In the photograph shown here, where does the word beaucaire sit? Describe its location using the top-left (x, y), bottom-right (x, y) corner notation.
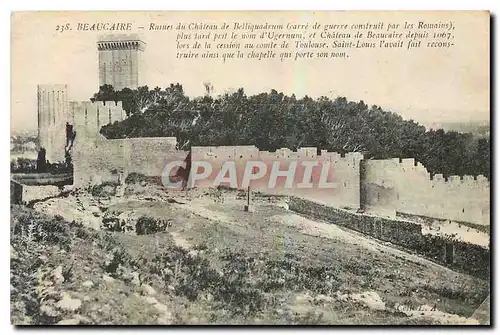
top-left (161, 160), bottom-right (339, 189)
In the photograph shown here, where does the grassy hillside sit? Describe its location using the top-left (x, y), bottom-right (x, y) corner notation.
top-left (11, 182), bottom-right (489, 325)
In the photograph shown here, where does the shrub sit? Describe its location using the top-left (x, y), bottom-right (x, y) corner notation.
top-left (125, 172), bottom-right (149, 185)
top-left (136, 216), bottom-right (170, 235)
top-left (90, 181), bottom-right (119, 197)
top-left (103, 246), bottom-right (138, 275)
top-left (148, 246), bottom-right (266, 317)
top-left (214, 254), bottom-right (265, 316)
top-left (150, 246), bottom-right (219, 300)
top-left (124, 173), bottom-right (160, 185)
top-left (11, 206), bottom-right (73, 251)
top-left (147, 246), bottom-right (345, 318)
top-left (10, 206), bottom-right (78, 325)
top-left (257, 253), bottom-right (341, 295)
top-left (62, 264), bottom-right (74, 282)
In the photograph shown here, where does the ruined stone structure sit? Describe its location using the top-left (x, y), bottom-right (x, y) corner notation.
top-left (186, 145), bottom-right (490, 226)
top-left (37, 84), bottom-right (69, 163)
top-left (36, 82), bottom-right (179, 189)
top-left (68, 130), bottom-right (490, 226)
top-left (65, 91), bottom-right (180, 186)
top-left (36, 82), bottom-right (490, 226)
top-left (34, 33), bottom-right (489, 228)
top-left (36, 84), bottom-right (128, 163)
top-left (97, 34), bottom-right (146, 90)
top-left (36, 34), bottom-right (145, 164)
top-left (72, 134), bottom-right (180, 187)
top-left (35, 85), bottom-right (179, 187)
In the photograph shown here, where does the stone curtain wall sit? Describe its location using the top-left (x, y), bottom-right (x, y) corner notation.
top-left (361, 158), bottom-right (490, 226)
top-left (188, 146), bottom-right (490, 225)
top-left (191, 146), bottom-right (364, 209)
top-left (38, 84), bottom-right (489, 227)
top-left (66, 92), bottom-right (178, 187)
top-left (72, 134), bottom-right (178, 187)
top-left (71, 135), bottom-right (489, 226)
top-left (126, 137), bottom-right (180, 177)
top-left (70, 100), bottom-right (130, 187)
top-left (73, 135), bottom-right (129, 187)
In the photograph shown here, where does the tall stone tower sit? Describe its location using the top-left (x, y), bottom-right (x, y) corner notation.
top-left (37, 84), bottom-right (69, 163)
top-left (97, 34), bottom-right (146, 91)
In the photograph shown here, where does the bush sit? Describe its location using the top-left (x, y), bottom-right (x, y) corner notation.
top-left (11, 158), bottom-right (37, 173)
top-left (147, 246), bottom-right (265, 317)
top-left (98, 235), bottom-right (139, 275)
top-left (150, 246), bottom-right (219, 300)
top-left (125, 173), bottom-right (149, 185)
top-left (10, 206), bottom-right (82, 325)
top-left (421, 283), bottom-right (484, 305)
top-left (90, 182), bottom-right (118, 197)
top-left (124, 173), bottom-right (161, 185)
top-left (136, 216), bottom-right (171, 235)
top-left (214, 253), bottom-right (265, 316)
top-left (11, 206), bottom-right (73, 251)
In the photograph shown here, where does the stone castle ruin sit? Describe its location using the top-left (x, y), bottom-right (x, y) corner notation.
top-left (37, 85), bottom-right (127, 163)
top-left (190, 145), bottom-right (489, 226)
top-left (34, 34), bottom-right (490, 227)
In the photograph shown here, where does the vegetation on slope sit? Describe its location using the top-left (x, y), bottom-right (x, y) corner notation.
top-left (11, 195), bottom-right (489, 325)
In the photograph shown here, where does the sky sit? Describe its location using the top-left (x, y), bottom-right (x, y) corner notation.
top-left (11, 11), bottom-right (490, 132)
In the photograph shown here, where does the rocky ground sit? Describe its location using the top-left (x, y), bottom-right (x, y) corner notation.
top-left (10, 178), bottom-right (490, 325)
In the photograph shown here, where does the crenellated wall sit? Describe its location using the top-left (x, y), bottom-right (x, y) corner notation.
top-left (188, 148), bottom-right (490, 225)
top-left (361, 158), bottom-right (490, 226)
top-left (69, 100), bottom-right (126, 140)
top-left (191, 146), bottom-right (364, 209)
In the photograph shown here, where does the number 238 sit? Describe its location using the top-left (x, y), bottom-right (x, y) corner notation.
top-left (55, 24), bottom-right (71, 33)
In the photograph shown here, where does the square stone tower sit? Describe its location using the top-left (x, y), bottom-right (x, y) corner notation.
top-left (97, 34), bottom-right (146, 91)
